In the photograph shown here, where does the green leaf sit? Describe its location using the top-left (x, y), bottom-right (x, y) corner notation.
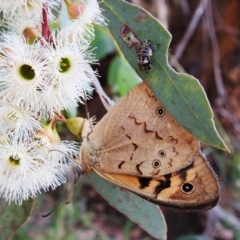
top-left (87, 171), bottom-right (167, 240)
top-left (0, 198), bottom-right (34, 240)
top-left (107, 55), bottom-right (141, 96)
top-left (100, 0), bottom-right (227, 151)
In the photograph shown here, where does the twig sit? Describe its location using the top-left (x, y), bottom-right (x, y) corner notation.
top-left (203, 207), bottom-right (219, 236)
top-left (179, 0), bottom-right (190, 16)
top-left (205, 1), bottom-right (240, 140)
top-left (212, 0), bottom-right (240, 39)
top-left (213, 205), bottom-right (240, 229)
top-left (203, 205), bottom-right (240, 237)
top-left (92, 75), bottom-right (115, 111)
top-left (174, 0), bottom-right (208, 60)
top-left (205, 0), bottom-right (226, 99)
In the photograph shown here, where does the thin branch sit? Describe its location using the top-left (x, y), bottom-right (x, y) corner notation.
top-left (205, 0), bottom-right (226, 98)
top-left (92, 75), bottom-right (115, 111)
top-left (203, 208), bottom-right (219, 236)
top-left (212, 0), bottom-right (240, 38)
top-left (206, 0), bottom-right (240, 141)
top-left (213, 205), bottom-right (240, 229)
top-left (174, 0), bottom-right (208, 60)
top-left (179, 0), bottom-right (190, 16)
top-left (203, 205), bottom-right (240, 237)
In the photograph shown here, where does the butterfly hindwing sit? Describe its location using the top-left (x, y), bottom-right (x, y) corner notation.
top-left (94, 154), bottom-right (219, 211)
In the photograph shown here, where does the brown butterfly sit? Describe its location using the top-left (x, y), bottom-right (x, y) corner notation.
top-left (79, 82), bottom-right (220, 211)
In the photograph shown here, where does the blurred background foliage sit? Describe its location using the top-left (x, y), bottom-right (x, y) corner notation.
top-left (8, 0), bottom-right (240, 239)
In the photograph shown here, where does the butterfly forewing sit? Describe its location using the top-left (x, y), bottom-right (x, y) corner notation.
top-left (81, 83), bottom-right (200, 177)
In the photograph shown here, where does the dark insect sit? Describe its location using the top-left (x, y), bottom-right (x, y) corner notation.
top-left (136, 40), bottom-right (153, 72)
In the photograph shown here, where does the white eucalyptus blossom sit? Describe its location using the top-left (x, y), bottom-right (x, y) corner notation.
top-left (0, 33), bottom-right (55, 118)
top-left (42, 33), bottom-right (96, 112)
top-left (0, 137), bottom-right (68, 205)
top-left (34, 136), bottom-right (79, 171)
top-left (44, 141), bottom-right (79, 171)
top-left (2, 17), bottom-right (41, 43)
top-left (62, 0), bottom-right (107, 43)
top-left (0, 0), bottom-right (108, 205)
top-left (34, 123), bottom-right (79, 170)
top-left (0, 101), bottom-right (42, 139)
top-left (0, 0), bottom-right (61, 23)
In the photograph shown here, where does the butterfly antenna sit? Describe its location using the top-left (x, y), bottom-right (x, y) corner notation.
top-left (42, 164), bottom-right (85, 217)
top-left (48, 149), bottom-right (80, 166)
top-left (65, 167), bottom-right (84, 204)
top-left (42, 198), bottom-right (63, 217)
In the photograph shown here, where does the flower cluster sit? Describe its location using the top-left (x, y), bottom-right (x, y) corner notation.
top-left (0, 0), bottom-right (106, 205)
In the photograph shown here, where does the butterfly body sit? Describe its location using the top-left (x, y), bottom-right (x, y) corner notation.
top-left (80, 83), bottom-right (220, 211)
